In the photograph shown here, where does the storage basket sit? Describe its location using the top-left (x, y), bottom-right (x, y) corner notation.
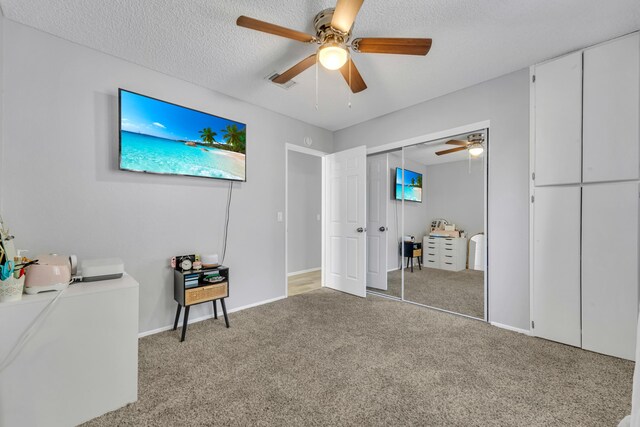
top-left (0, 276), bottom-right (25, 302)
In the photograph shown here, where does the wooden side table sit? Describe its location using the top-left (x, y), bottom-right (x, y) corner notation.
top-left (403, 241), bottom-right (422, 272)
top-left (173, 266), bottom-right (229, 342)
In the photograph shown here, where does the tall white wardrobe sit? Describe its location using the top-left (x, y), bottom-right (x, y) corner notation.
top-left (531, 32), bottom-right (640, 361)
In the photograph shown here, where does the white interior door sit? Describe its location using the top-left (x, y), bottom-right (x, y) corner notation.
top-left (325, 146), bottom-right (367, 297)
top-left (532, 186), bottom-right (582, 347)
top-left (366, 154), bottom-right (388, 290)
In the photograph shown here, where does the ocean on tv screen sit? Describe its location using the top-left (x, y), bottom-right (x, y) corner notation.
top-left (119, 90), bottom-right (246, 181)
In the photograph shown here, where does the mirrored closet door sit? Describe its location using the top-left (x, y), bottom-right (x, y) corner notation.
top-left (400, 132), bottom-right (487, 319)
top-left (366, 148), bottom-right (404, 299)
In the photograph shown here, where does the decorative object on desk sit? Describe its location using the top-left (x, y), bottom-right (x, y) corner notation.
top-left (180, 258), bottom-right (192, 271)
top-left (430, 218), bottom-right (449, 231)
top-left (25, 254), bottom-right (73, 294)
top-left (430, 219), bottom-right (462, 238)
top-left (170, 256), bottom-right (176, 269)
top-left (201, 254), bottom-right (219, 268)
top-left (176, 255), bottom-right (196, 271)
top-left (192, 261), bottom-right (202, 270)
top-left (0, 275), bottom-right (25, 302)
top-left (203, 272), bottom-right (225, 284)
top-left (79, 258), bottom-right (124, 282)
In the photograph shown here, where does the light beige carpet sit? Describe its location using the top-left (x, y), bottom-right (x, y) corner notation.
top-left (370, 267), bottom-right (484, 318)
top-left (85, 289), bottom-right (633, 426)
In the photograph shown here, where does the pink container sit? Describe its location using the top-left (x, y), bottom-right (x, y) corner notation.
top-left (25, 254), bottom-right (71, 290)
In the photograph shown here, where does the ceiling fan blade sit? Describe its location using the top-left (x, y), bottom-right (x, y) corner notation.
top-left (272, 54), bottom-right (317, 84)
top-left (446, 140), bottom-right (468, 146)
top-left (236, 16), bottom-right (316, 43)
top-left (339, 57), bottom-right (367, 93)
top-left (353, 38), bottom-right (432, 55)
top-left (331, 0), bottom-right (364, 34)
top-left (435, 146), bottom-right (467, 156)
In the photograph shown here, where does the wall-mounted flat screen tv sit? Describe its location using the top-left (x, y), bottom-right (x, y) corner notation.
top-left (395, 167), bottom-right (422, 202)
top-left (119, 89), bottom-right (246, 181)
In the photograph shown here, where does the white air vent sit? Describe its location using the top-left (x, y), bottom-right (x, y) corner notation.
top-left (265, 72), bottom-right (297, 90)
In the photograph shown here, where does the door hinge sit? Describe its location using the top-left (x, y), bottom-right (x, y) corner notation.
top-left (532, 172), bottom-right (535, 181)
top-left (531, 195), bottom-right (535, 203)
top-left (532, 75), bottom-right (536, 83)
top-left (531, 320), bottom-right (535, 329)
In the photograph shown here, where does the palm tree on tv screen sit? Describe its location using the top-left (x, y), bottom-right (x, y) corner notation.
top-left (222, 124), bottom-right (246, 152)
top-left (199, 127), bottom-right (217, 145)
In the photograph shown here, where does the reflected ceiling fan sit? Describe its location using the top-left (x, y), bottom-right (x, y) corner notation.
top-left (435, 133), bottom-right (485, 157)
top-left (236, 0), bottom-right (432, 93)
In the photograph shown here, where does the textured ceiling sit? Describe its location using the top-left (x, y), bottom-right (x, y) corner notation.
top-left (1, 1), bottom-right (639, 131)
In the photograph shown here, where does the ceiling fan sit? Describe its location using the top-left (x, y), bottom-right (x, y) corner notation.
top-left (236, 0), bottom-right (432, 93)
top-left (435, 133), bottom-right (485, 157)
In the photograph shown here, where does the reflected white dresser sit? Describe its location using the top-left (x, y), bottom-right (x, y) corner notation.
top-left (422, 236), bottom-right (467, 272)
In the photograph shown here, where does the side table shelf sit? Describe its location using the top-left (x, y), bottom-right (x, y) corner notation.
top-left (173, 266), bottom-right (230, 342)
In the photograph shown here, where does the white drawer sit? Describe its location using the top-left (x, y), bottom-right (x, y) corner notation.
top-left (441, 253), bottom-right (457, 262)
top-left (441, 261), bottom-right (465, 272)
top-left (442, 239), bottom-right (463, 248)
top-left (425, 237), bottom-right (442, 246)
top-left (441, 247), bottom-right (458, 255)
top-left (425, 253), bottom-right (439, 262)
top-left (424, 245), bottom-right (439, 254)
top-left (425, 258), bottom-right (441, 268)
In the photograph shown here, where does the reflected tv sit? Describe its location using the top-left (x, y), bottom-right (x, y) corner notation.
top-left (119, 89), bottom-right (246, 181)
top-left (395, 168), bottom-right (422, 202)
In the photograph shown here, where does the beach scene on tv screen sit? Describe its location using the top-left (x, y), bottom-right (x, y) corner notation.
top-left (120, 90), bottom-right (246, 181)
top-left (396, 168), bottom-right (422, 202)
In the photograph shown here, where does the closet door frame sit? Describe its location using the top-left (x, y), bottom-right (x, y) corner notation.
top-left (367, 120), bottom-right (491, 322)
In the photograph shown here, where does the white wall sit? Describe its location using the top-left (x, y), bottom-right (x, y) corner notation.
top-left (287, 150), bottom-right (321, 274)
top-left (423, 159), bottom-right (484, 237)
top-left (335, 70), bottom-right (530, 330)
top-left (0, 20), bottom-right (333, 333)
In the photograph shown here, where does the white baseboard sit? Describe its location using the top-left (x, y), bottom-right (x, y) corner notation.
top-left (138, 295), bottom-right (287, 338)
top-left (287, 267), bottom-right (321, 277)
top-left (490, 321), bottom-right (532, 336)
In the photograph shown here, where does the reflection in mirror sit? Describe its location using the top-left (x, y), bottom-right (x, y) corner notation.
top-left (400, 131), bottom-right (487, 319)
top-left (366, 149), bottom-right (403, 299)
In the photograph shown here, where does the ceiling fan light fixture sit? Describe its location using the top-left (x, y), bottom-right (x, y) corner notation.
top-left (468, 143), bottom-right (484, 157)
top-left (318, 42), bottom-right (348, 70)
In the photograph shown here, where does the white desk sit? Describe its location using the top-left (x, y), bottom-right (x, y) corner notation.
top-left (0, 274), bottom-right (139, 427)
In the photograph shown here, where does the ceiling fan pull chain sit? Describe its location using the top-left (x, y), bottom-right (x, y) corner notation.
top-left (315, 54), bottom-right (319, 111)
top-left (348, 52), bottom-right (352, 109)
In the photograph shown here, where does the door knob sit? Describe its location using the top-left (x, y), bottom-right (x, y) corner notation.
top-left (357, 227), bottom-right (366, 233)
top-left (379, 226), bottom-right (387, 232)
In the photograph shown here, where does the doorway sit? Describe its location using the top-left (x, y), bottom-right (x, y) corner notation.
top-left (285, 145), bottom-right (325, 297)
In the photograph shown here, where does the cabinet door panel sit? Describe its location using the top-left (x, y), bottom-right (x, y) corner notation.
top-left (534, 52), bottom-right (583, 186)
top-left (582, 182), bottom-right (639, 360)
top-left (532, 186), bottom-right (581, 347)
top-left (583, 34), bottom-right (640, 183)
